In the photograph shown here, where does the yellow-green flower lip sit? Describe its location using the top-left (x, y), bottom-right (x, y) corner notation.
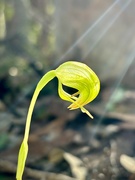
top-left (55, 61), bottom-right (100, 118)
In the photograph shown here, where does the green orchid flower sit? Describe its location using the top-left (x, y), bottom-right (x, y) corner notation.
top-left (16, 61), bottom-right (100, 180)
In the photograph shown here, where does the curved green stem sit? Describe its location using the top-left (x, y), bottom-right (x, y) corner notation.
top-left (16, 70), bottom-right (55, 180)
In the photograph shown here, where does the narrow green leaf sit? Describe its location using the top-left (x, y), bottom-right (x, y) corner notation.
top-left (16, 141), bottom-right (28, 180)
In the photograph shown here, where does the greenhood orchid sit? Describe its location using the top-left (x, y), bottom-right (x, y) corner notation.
top-left (16, 61), bottom-right (100, 180)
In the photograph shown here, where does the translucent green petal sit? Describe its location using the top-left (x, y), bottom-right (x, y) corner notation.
top-left (55, 61), bottom-right (100, 109)
top-left (58, 80), bottom-right (74, 103)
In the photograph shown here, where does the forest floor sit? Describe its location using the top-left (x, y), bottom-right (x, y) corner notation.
top-left (0, 87), bottom-right (135, 180)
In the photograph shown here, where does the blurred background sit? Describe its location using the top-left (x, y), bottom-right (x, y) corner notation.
top-left (0, 0), bottom-right (135, 179)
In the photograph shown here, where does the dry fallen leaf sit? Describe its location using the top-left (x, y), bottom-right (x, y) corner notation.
top-left (120, 154), bottom-right (135, 173)
top-left (64, 152), bottom-right (87, 180)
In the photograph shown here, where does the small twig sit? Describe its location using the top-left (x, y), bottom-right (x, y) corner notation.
top-left (89, 105), bottom-right (135, 123)
top-left (0, 159), bottom-right (77, 180)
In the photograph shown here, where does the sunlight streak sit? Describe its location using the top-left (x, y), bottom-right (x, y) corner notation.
top-left (54, 0), bottom-right (121, 67)
top-left (83, 0), bottom-right (132, 59)
top-left (91, 50), bottom-right (135, 138)
top-left (101, 27), bottom-right (135, 79)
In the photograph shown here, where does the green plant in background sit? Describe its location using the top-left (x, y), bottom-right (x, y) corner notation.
top-left (16, 61), bottom-right (100, 180)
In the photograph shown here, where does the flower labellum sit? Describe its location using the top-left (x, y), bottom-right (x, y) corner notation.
top-left (55, 61), bottom-right (100, 118)
top-left (16, 61), bottom-right (100, 180)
